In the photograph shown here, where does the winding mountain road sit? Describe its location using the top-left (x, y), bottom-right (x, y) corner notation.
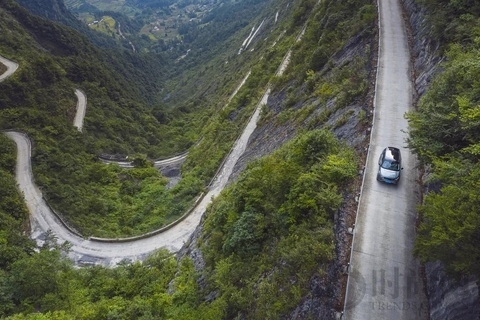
top-left (0, 50), bottom-right (286, 267)
top-left (0, 54), bottom-right (18, 81)
top-left (4, 110), bottom-right (265, 267)
top-left (6, 129), bottom-right (262, 266)
top-left (343, 0), bottom-right (428, 319)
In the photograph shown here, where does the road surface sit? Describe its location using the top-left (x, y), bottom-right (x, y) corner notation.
top-left (73, 89), bottom-right (86, 132)
top-left (0, 54), bottom-right (18, 82)
top-left (343, 0), bottom-right (428, 319)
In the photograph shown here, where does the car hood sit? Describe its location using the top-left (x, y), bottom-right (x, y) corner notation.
top-left (380, 167), bottom-right (400, 179)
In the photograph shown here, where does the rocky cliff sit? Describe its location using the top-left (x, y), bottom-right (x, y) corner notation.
top-left (402, 0), bottom-right (480, 318)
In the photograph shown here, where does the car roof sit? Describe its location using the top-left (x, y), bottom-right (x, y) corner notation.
top-left (385, 147), bottom-right (401, 161)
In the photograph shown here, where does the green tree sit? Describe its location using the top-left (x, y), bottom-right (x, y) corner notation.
top-left (415, 157), bottom-right (480, 277)
top-left (8, 248), bottom-right (71, 312)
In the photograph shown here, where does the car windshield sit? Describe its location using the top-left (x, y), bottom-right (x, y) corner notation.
top-left (381, 160), bottom-right (400, 171)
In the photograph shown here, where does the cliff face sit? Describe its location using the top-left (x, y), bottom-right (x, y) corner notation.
top-left (425, 261), bottom-right (480, 320)
top-left (402, 0), bottom-right (480, 318)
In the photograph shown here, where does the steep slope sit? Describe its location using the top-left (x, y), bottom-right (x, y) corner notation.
top-left (15, 0), bottom-right (121, 48)
top-left (0, 1), bottom-right (171, 152)
top-left (10, 0), bottom-right (168, 105)
top-left (177, 0), bottom-right (381, 318)
top-left (160, 0), bottom-right (276, 107)
top-left (0, 0), bottom-right (186, 236)
top-left (0, 0), bottom-right (385, 318)
top-left (3, 0), bottom-right (480, 318)
top-left (0, 0), bottom-right (314, 237)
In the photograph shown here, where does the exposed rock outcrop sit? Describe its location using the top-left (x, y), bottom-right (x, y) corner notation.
top-left (426, 261), bottom-right (480, 320)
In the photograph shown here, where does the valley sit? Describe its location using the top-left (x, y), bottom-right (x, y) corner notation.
top-left (65, 0), bottom-right (221, 45)
top-left (1, 0), bottom-right (479, 318)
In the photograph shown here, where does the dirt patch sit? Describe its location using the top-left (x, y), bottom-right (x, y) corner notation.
top-left (0, 63), bottom-right (7, 75)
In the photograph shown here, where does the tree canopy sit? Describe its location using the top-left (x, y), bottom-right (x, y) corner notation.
top-left (407, 0), bottom-right (480, 278)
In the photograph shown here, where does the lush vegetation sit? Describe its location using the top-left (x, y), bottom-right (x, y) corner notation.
top-left (197, 129), bottom-right (357, 318)
top-left (0, 130), bottom-right (357, 319)
top-left (265, 0), bottom-right (375, 131)
top-left (1, 0), bottom-right (317, 237)
top-left (159, 0), bottom-right (285, 108)
top-left (0, 0), bottom-right (378, 317)
top-left (0, 135), bottom-right (35, 272)
top-left (0, 0), bottom-right (205, 236)
top-left (8, 0), bottom-right (168, 104)
top-left (16, 0), bottom-right (124, 49)
top-left (417, 0), bottom-right (480, 50)
top-left (0, 135), bottom-right (183, 318)
top-left (407, 0), bottom-right (480, 278)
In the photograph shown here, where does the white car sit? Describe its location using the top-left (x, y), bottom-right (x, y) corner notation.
top-left (376, 147), bottom-right (403, 185)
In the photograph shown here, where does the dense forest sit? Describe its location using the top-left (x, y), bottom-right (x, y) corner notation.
top-left (6, 0), bottom-right (480, 317)
top-left (15, 0), bottom-right (126, 49)
top-left (8, 0), bottom-right (169, 103)
top-left (0, 130), bottom-right (356, 319)
top-left (0, 0), bottom-right (199, 237)
top-left (0, 0), bottom-right (284, 237)
top-left (0, 0), bottom-right (381, 317)
top-left (407, 0), bottom-right (480, 278)
top-left (197, 130), bottom-right (357, 318)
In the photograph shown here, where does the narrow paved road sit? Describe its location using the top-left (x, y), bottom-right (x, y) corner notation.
top-left (344, 0), bottom-right (428, 319)
top-left (73, 89), bottom-right (86, 132)
top-left (0, 54), bottom-right (18, 82)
